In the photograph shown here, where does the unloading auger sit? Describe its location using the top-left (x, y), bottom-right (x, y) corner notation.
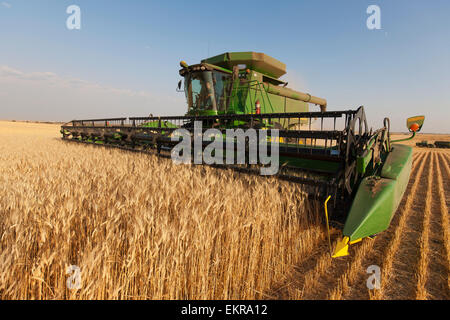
top-left (60, 52), bottom-right (425, 258)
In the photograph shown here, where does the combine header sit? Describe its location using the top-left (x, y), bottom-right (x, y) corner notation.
top-left (61, 52), bottom-right (425, 258)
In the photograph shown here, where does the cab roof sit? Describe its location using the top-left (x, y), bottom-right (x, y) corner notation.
top-left (201, 52), bottom-right (287, 79)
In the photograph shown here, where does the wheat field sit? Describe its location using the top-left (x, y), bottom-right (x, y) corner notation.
top-left (0, 121), bottom-right (448, 300)
top-left (0, 121), bottom-right (325, 299)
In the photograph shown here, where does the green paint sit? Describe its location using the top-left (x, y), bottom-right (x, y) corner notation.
top-left (202, 52), bottom-right (286, 78)
top-left (62, 52), bottom-right (419, 246)
top-left (343, 144), bottom-right (413, 240)
top-left (391, 131), bottom-right (415, 143)
top-left (357, 149), bottom-right (372, 175)
top-left (182, 52), bottom-right (317, 120)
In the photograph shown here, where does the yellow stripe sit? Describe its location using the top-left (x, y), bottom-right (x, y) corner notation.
top-left (324, 196), bottom-right (332, 257)
top-left (408, 116), bottom-right (424, 122)
top-left (349, 238), bottom-right (362, 245)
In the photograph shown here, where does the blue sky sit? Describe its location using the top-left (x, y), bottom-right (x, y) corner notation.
top-left (0, 0), bottom-right (449, 132)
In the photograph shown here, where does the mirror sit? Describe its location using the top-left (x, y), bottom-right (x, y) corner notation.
top-left (407, 115), bottom-right (425, 132)
top-left (176, 80), bottom-right (183, 92)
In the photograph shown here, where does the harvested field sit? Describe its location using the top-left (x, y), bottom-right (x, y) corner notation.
top-left (269, 146), bottom-right (450, 300)
top-left (0, 121), bottom-right (448, 300)
top-left (391, 133), bottom-right (450, 147)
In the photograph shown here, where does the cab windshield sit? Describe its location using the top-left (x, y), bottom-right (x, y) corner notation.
top-left (184, 70), bottom-right (231, 112)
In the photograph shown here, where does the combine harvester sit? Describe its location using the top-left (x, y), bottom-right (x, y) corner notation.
top-left (434, 141), bottom-right (450, 148)
top-left (416, 140), bottom-right (449, 148)
top-left (61, 52), bottom-right (425, 257)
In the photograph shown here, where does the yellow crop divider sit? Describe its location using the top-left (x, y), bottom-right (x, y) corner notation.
top-left (324, 195), bottom-right (332, 257)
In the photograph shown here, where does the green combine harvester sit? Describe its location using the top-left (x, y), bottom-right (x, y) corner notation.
top-left (416, 141), bottom-right (433, 148)
top-left (61, 52), bottom-right (425, 258)
top-left (434, 141), bottom-right (450, 148)
top-left (417, 140), bottom-right (450, 148)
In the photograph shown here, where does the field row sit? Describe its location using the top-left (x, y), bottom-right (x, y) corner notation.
top-left (266, 149), bottom-right (449, 300)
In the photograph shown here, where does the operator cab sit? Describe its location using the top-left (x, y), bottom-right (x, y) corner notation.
top-left (177, 52), bottom-right (327, 117)
top-left (179, 63), bottom-right (232, 115)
